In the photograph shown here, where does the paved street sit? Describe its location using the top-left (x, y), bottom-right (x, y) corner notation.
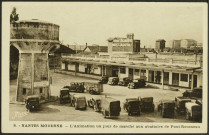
top-left (10, 71), bottom-right (197, 123)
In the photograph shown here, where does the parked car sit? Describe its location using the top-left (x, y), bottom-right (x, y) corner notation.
top-left (185, 102), bottom-right (202, 121)
top-left (192, 88), bottom-right (202, 98)
top-left (123, 98), bottom-right (141, 116)
top-left (59, 88), bottom-right (71, 104)
top-left (139, 97), bottom-right (154, 112)
top-left (128, 79), bottom-right (146, 89)
top-left (108, 77), bottom-right (119, 85)
top-left (87, 96), bottom-right (102, 112)
top-left (70, 95), bottom-right (87, 110)
top-left (99, 76), bottom-right (109, 84)
top-left (174, 97), bottom-right (192, 114)
top-left (84, 82), bottom-right (103, 95)
top-left (118, 77), bottom-right (132, 86)
top-left (64, 82), bottom-right (85, 93)
top-left (183, 88), bottom-right (202, 98)
top-left (101, 97), bottom-right (121, 118)
top-left (158, 100), bottom-right (175, 118)
top-left (25, 95), bottom-right (40, 112)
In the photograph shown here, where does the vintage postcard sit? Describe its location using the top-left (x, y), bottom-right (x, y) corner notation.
top-left (1, 2), bottom-right (208, 133)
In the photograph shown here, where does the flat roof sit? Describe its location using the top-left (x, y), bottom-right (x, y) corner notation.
top-left (62, 58), bottom-right (202, 73)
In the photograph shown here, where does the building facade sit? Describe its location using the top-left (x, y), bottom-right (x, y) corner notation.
top-left (60, 56), bottom-right (202, 89)
top-left (155, 39), bottom-right (166, 52)
top-left (180, 39), bottom-right (197, 48)
top-left (169, 40), bottom-right (181, 49)
top-left (107, 33), bottom-right (140, 54)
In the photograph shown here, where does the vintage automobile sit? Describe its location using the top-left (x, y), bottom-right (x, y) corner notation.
top-left (158, 100), bottom-right (175, 118)
top-left (64, 82), bottom-right (85, 93)
top-left (183, 88), bottom-right (202, 98)
top-left (101, 97), bottom-right (121, 118)
top-left (118, 77), bottom-right (132, 86)
top-left (128, 79), bottom-right (146, 89)
top-left (108, 77), bottom-right (119, 85)
top-left (87, 96), bottom-right (102, 112)
top-left (84, 82), bottom-right (103, 95)
top-left (139, 97), bottom-right (155, 112)
top-left (99, 76), bottom-right (109, 84)
top-left (185, 102), bottom-right (202, 121)
top-left (123, 98), bottom-right (141, 116)
top-left (70, 95), bottom-right (87, 110)
top-left (25, 95), bottom-right (40, 112)
top-left (174, 97), bottom-right (192, 114)
top-left (59, 88), bottom-right (71, 104)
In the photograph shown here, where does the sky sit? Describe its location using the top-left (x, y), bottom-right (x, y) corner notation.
top-left (10, 2), bottom-right (205, 48)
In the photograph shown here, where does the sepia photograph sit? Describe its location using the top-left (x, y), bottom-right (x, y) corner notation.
top-left (2, 1), bottom-right (208, 133)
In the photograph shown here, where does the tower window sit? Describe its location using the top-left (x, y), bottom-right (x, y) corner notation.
top-left (40, 88), bottom-right (43, 93)
top-left (23, 88), bottom-right (26, 95)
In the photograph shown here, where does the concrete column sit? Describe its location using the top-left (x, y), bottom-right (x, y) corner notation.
top-left (191, 73), bottom-right (194, 90)
top-left (31, 53), bottom-right (34, 95)
top-left (101, 65), bottom-right (103, 76)
top-left (47, 53), bottom-right (51, 98)
top-left (161, 70), bottom-right (164, 89)
top-left (169, 71), bottom-right (173, 85)
top-left (16, 53), bottom-right (21, 101)
top-left (146, 69), bottom-right (149, 82)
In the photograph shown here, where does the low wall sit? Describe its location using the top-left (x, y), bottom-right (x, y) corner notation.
top-left (55, 69), bottom-right (101, 80)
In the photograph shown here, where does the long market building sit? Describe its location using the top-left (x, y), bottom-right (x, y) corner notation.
top-left (58, 54), bottom-right (202, 89)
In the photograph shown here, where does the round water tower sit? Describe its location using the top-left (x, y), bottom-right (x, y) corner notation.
top-left (10, 19), bottom-right (60, 102)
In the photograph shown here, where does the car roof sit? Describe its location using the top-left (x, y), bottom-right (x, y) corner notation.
top-left (160, 100), bottom-right (175, 103)
top-left (126, 98), bottom-right (138, 100)
top-left (60, 88), bottom-right (69, 91)
top-left (73, 95), bottom-right (85, 98)
top-left (26, 95), bottom-right (40, 99)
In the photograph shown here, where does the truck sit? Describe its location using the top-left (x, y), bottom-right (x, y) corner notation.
top-left (139, 97), bottom-right (155, 112)
top-left (185, 102), bottom-right (202, 121)
top-left (63, 82), bottom-right (85, 93)
top-left (101, 97), bottom-right (121, 118)
top-left (174, 97), bottom-right (192, 115)
top-left (183, 88), bottom-right (202, 98)
top-left (59, 88), bottom-right (71, 104)
top-left (87, 96), bottom-right (102, 112)
top-left (123, 98), bottom-right (141, 116)
top-left (84, 82), bottom-right (103, 95)
top-left (70, 94), bottom-right (87, 110)
top-left (158, 100), bottom-right (175, 118)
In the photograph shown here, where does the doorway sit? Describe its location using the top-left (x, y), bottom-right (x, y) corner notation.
top-left (128, 68), bottom-right (133, 80)
top-left (172, 73), bottom-right (179, 86)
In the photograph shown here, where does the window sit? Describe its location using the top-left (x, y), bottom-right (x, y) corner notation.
top-left (120, 67), bottom-right (126, 74)
top-left (41, 75), bottom-right (47, 80)
top-left (134, 69), bottom-right (140, 76)
top-left (181, 74), bottom-right (188, 82)
top-left (40, 88), bottom-right (43, 93)
top-left (23, 88), bottom-right (26, 95)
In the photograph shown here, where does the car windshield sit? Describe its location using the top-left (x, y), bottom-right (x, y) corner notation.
top-left (61, 90), bottom-right (69, 94)
top-left (28, 98), bottom-right (39, 102)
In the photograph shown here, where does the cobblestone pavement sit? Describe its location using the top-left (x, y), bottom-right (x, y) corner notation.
top-left (9, 71), bottom-right (197, 123)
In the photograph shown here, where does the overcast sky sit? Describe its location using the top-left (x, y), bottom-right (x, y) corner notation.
top-left (11, 2), bottom-right (205, 48)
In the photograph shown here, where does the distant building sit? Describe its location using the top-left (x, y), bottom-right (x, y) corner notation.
top-left (169, 40), bottom-right (181, 49)
top-left (68, 44), bottom-right (87, 53)
top-left (155, 39), bottom-right (166, 52)
top-left (180, 39), bottom-right (197, 48)
top-left (84, 45), bottom-right (108, 54)
top-left (107, 33), bottom-right (140, 54)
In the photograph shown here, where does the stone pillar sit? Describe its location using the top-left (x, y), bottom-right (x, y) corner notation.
top-left (146, 69), bottom-right (149, 82)
top-left (161, 70), bottom-right (164, 89)
top-left (169, 71), bottom-right (173, 85)
top-left (191, 73), bottom-right (194, 90)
